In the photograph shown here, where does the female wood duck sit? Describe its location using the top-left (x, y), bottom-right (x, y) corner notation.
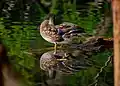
top-left (39, 14), bottom-right (85, 54)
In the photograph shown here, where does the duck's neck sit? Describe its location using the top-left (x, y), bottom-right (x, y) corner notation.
top-left (48, 17), bottom-right (54, 25)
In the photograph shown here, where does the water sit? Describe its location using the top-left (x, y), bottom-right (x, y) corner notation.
top-left (0, 0), bottom-right (113, 86)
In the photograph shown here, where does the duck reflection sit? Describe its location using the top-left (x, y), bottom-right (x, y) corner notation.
top-left (40, 50), bottom-right (92, 79)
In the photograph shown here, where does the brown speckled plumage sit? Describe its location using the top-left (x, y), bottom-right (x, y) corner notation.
top-left (40, 20), bottom-right (63, 43)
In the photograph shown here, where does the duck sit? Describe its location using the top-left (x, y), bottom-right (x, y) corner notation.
top-left (39, 14), bottom-right (85, 54)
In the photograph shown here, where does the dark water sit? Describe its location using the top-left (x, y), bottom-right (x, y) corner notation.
top-left (0, 0), bottom-right (113, 86)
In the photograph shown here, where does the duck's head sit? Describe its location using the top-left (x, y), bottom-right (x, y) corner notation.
top-left (40, 13), bottom-right (55, 29)
top-left (45, 13), bottom-right (55, 25)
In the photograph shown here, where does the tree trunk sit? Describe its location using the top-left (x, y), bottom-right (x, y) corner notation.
top-left (112, 0), bottom-right (120, 86)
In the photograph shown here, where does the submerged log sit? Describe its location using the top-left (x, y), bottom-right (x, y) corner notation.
top-left (70, 37), bottom-right (113, 52)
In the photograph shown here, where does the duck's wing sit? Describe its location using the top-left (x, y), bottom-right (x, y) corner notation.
top-left (59, 22), bottom-right (85, 33)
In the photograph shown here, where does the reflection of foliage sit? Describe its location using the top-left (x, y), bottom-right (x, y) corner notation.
top-left (0, 0), bottom-right (113, 86)
top-left (65, 51), bottom-right (113, 86)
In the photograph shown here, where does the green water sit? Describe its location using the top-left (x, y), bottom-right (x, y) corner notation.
top-left (0, 0), bottom-right (113, 86)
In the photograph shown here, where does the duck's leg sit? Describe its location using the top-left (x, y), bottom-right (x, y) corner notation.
top-left (54, 42), bottom-right (57, 54)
